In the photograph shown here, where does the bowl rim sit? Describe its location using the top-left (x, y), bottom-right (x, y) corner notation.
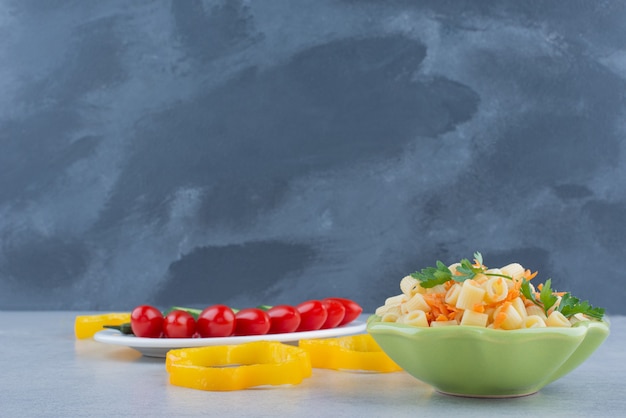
top-left (366, 314), bottom-right (610, 337)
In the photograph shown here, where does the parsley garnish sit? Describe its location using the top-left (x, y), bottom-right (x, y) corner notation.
top-left (410, 260), bottom-right (453, 288)
top-left (557, 293), bottom-right (605, 320)
top-left (411, 252), bottom-right (508, 288)
top-left (522, 278), bottom-right (604, 320)
top-left (520, 280), bottom-right (536, 304)
top-left (454, 252), bottom-right (485, 281)
top-left (539, 278), bottom-right (559, 314)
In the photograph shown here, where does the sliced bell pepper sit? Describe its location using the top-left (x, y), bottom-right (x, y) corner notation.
top-left (166, 341), bottom-right (312, 391)
top-left (299, 334), bottom-right (403, 372)
top-left (74, 312), bottom-right (131, 339)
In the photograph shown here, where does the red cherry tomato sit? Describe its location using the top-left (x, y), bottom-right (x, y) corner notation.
top-left (130, 305), bottom-right (164, 338)
top-left (324, 297), bottom-right (363, 326)
top-left (320, 298), bottom-right (346, 329)
top-left (196, 304), bottom-right (236, 338)
top-left (163, 309), bottom-right (196, 338)
top-left (295, 300), bottom-right (328, 331)
top-left (234, 308), bottom-right (271, 336)
top-left (266, 305), bottom-right (301, 334)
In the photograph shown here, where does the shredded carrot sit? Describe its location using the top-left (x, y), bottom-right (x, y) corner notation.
top-left (430, 307), bottom-right (441, 319)
top-left (472, 303), bottom-right (485, 313)
top-left (424, 293), bottom-right (458, 320)
top-left (503, 279), bottom-right (522, 302)
top-left (523, 269), bottom-right (538, 280)
top-left (493, 301), bottom-right (511, 329)
top-left (423, 292), bottom-right (460, 321)
top-left (435, 314), bottom-right (448, 322)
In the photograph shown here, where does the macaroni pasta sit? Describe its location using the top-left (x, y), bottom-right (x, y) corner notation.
top-left (375, 257), bottom-right (600, 330)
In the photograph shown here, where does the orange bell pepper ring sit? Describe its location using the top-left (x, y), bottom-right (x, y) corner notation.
top-left (166, 341), bottom-right (312, 391)
top-left (299, 334), bottom-right (402, 372)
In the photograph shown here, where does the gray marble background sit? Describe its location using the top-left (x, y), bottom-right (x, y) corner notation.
top-left (1, 0), bottom-right (625, 314)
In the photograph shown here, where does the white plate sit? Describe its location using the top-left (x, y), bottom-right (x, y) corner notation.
top-left (94, 320), bottom-right (367, 358)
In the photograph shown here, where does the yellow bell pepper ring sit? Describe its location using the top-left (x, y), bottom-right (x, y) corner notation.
top-left (166, 341), bottom-right (312, 391)
top-left (299, 334), bottom-right (403, 373)
top-left (74, 313), bottom-right (131, 339)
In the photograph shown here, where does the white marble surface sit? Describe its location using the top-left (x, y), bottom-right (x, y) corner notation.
top-left (1, 312), bottom-right (623, 417)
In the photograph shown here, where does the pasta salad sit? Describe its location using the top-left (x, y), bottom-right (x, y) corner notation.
top-left (375, 252), bottom-right (605, 330)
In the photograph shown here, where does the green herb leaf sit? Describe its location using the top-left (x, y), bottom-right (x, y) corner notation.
top-left (521, 279), bottom-right (605, 320)
top-left (410, 260), bottom-right (452, 288)
top-left (411, 253), bottom-right (486, 288)
top-left (539, 279), bottom-right (559, 315)
top-left (455, 252), bottom-right (487, 281)
top-left (454, 257), bottom-right (480, 281)
top-left (557, 293), bottom-right (605, 320)
top-left (520, 279), bottom-right (537, 305)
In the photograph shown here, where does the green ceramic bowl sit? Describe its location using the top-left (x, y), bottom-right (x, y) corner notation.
top-left (367, 315), bottom-right (610, 398)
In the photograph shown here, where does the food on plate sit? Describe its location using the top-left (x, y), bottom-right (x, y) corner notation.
top-left (320, 299), bottom-right (346, 329)
top-left (295, 300), bottom-right (329, 331)
top-left (83, 297), bottom-right (363, 339)
top-left (163, 309), bottom-right (196, 338)
top-left (325, 297), bottom-right (363, 326)
top-left (74, 312), bottom-right (131, 339)
top-left (196, 304), bottom-right (236, 337)
top-left (266, 305), bottom-right (301, 334)
top-left (234, 308), bottom-right (271, 336)
top-left (374, 252), bottom-right (605, 329)
top-left (166, 341), bottom-right (312, 391)
top-left (299, 334), bottom-right (402, 372)
top-left (130, 305), bottom-right (164, 337)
